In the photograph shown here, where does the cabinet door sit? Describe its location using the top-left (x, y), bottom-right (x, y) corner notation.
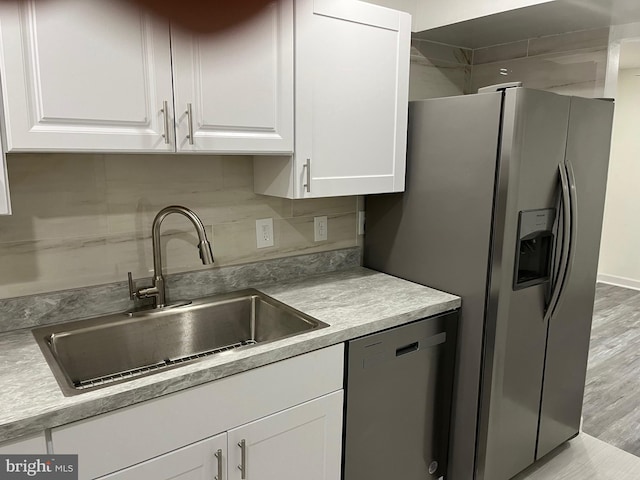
top-left (171, 0), bottom-right (293, 154)
top-left (227, 391), bottom-right (343, 480)
top-left (295, 0), bottom-right (410, 197)
top-left (0, 434), bottom-right (47, 454)
top-left (0, 0), bottom-right (175, 152)
top-left (97, 433), bottom-right (226, 480)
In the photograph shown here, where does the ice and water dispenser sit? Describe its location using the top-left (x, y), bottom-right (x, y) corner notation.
top-left (513, 208), bottom-right (556, 290)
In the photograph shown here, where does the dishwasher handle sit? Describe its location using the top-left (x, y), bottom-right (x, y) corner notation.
top-left (361, 332), bottom-right (447, 369)
top-left (396, 342), bottom-right (419, 356)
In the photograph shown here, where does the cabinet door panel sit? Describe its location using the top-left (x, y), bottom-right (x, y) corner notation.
top-left (172, 0), bottom-right (293, 154)
top-left (0, 0), bottom-right (174, 152)
top-left (227, 391), bottom-right (343, 480)
top-left (0, 434), bottom-right (46, 454)
top-left (295, 0), bottom-right (410, 197)
top-left (97, 434), bottom-right (226, 480)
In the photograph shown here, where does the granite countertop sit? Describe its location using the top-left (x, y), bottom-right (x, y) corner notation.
top-left (0, 267), bottom-right (460, 444)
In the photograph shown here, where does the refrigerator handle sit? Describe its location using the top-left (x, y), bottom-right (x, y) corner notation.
top-left (551, 160), bottom-right (578, 317)
top-left (543, 163), bottom-right (572, 323)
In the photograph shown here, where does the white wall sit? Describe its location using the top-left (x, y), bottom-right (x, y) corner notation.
top-left (362, 0), bottom-right (554, 32)
top-left (598, 68), bottom-right (640, 289)
top-left (413, 0), bottom-right (554, 31)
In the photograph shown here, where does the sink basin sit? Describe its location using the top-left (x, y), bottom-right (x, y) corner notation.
top-left (32, 289), bottom-right (328, 396)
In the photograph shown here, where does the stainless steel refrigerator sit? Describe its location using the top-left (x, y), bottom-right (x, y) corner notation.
top-left (364, 86), bottom-right (614, 480)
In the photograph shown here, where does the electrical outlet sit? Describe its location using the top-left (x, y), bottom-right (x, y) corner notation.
top-left (314, 216), bottom-right (328, 242)
top-left (256, 218), bottom-right (274, 248)
top-left (358, 211), bottom-right (365, 235)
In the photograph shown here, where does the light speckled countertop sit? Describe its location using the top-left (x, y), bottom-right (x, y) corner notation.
top-left (0, 267), bottom-right (460, 444)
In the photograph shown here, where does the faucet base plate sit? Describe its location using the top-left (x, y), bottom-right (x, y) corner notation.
top-left (126, 300), bottom-right (193, 317)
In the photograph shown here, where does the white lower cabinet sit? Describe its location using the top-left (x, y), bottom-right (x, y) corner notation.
top-left (50, 345), bottom-right (344, 480)
top-left (0, 433), bottom-right (47, 454)
top-left (97, 392), bottom-right (343, 480)
top-left (227, 391), bottom-right (343, 480)
top-left (97, 433), bottom-right (226, 480)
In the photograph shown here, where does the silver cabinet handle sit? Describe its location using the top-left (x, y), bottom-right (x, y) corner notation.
top-left (303, 158), bottom-right (311, 193)
top-left (214, 449), bottom-right (223, 480)
top-left (237, 439), bottom-right (246, 479)
top-left (161, 100), bottom-right (170, 144)
top-left (186, 103), bottom-right (194, 145)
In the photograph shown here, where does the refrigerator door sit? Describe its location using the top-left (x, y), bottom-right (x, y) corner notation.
top-left (536, 97), bottom-right (614, 458)
top-left (365, 92), bottom-right (503, 480)
top-left (477, 88), bottom-right (571, 480)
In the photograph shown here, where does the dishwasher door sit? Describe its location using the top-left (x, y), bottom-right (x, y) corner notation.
top-left (343, 311), bottom-right (458, 480)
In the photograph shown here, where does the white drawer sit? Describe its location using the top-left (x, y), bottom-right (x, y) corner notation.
top-left (0, 433), bottom-right (47, 454)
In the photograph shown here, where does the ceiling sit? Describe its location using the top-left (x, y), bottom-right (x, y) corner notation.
top-left (413, 0), bottom-right (640, 49)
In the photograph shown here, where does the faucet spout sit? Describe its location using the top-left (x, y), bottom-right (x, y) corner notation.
top-left (145, 205), bottom-right (213, 308)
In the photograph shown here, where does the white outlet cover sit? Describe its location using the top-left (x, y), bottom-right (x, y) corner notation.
top-left (256, 218), bottom-right (274, 248)
top-left (314, 216), bottom-right (328, 242)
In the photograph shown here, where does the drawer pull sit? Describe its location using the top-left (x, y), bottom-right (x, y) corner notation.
top-left (161, 100), bottom-right (170, 144)
top-left (238, 439), bottom-right (246, 479)
top-left (214, 448), bottom-right (223, 480)
top-left (186, 103), bottom-right (194, 145)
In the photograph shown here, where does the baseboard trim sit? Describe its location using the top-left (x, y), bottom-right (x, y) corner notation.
top-left (597, 273), bottom-right (640, 291)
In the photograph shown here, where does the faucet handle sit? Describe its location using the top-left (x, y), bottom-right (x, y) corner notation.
top-left (127, 272), bottom-right (138, 300)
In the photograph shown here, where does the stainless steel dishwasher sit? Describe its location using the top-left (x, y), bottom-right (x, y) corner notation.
top-left (343, 311), bottom-right (458, 480)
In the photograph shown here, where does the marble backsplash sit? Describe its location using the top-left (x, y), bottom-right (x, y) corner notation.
top-left (470, 28), bottom-right (609, 97)
top-left (409, 38), bottom-right (473, 100)
top-left (407, 28), bottom-right (608, 102)
top-left (0, 154), bottom-right (362, 300)
top-left (0, 247), bottom-right (361, 333)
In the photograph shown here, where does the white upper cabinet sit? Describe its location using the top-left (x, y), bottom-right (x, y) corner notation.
top-left (171, 0), bottom-right (294, 154)
top-left (0, 0), bottom-right (175, 152)
top-left (0, 0), bottom-right (294, 155)
top-left (254, 0), bottom-right (411, 198)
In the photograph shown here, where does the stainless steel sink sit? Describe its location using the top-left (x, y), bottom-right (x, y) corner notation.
top-left (32, 289), bottom-right (328, 396)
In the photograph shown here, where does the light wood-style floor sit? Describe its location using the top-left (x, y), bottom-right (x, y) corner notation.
top-left (514, 433), bottom-right (640, 480)
top-left (581, 283), bottom-right (640, 456)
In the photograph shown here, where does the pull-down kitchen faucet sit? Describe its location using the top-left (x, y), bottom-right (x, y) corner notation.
top-left (128, 206), bottom-right (214, 308)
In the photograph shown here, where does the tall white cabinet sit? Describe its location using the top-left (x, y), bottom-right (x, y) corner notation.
top-left (170, 1), bottom-right (294, 154)
top-left (0, 0), bottom-right (175, 152)
top-left (254, 0), bottom-right (411, 198)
